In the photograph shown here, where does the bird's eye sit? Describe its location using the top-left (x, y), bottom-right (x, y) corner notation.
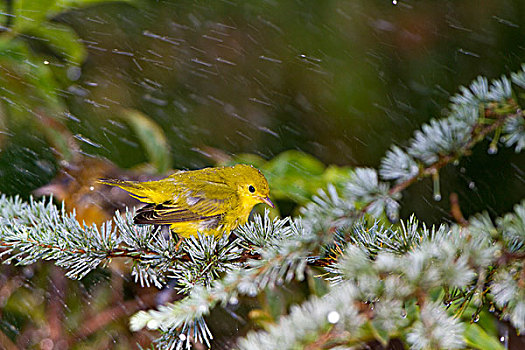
top-left (248, 185), bottom-right (255, 193)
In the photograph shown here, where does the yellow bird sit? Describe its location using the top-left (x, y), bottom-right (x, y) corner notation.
top-left (98, 164), bottom-right (274, 238)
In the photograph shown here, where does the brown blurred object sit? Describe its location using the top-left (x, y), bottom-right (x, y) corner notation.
top-left (33, 110), bottom-right (168, 227)
top-left (33, 157), bottom-right (146, 227)
top-left (34, 111), bottom-right (138, 226)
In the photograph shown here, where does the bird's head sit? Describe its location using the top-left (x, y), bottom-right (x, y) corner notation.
top-left (233, 164), bottom-right (274, 209)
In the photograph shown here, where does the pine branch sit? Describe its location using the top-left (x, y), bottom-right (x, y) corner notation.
top-left (130, 212), bottom-right (315, 349)
top-left (388, 108), bottom-right (522, 196)
top-left (0, 196), bottom-right (195, 285)
top-left (0, 195), bottom-right (120, 279)
top-left (238, 200), bottom-right (525, 349)
top-left (129, 200), bottom-right (525, 349)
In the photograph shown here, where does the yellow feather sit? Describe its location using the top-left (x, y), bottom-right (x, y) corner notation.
top-left (98, 164), bottom-right (273, 238)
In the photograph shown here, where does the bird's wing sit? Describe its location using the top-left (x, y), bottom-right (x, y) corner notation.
top-left (133, 177), bottom-right (237, 225)
top-left (133, 203), bottom-right (219, 224)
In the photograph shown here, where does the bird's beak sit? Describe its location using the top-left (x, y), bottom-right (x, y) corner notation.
top-left (260, 196), bottom-right (275, 208)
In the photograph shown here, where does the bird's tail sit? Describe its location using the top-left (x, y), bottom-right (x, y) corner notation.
top-left (97, 179), bottom-right (152, 202)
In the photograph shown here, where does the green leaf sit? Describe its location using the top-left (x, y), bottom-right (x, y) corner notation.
top-left (358, 321), bottom-right (389, 346)
top-left (306, 269), bottom-right (329, 297)
top-left (118, 109), bottom-right (172, 174)
top-left (0, 36), bottom-right (31, 63)
top-left (12, 0), bottom-right (57, 32)
top-left (28, 22), bottom-right (86, 66)
top-left (0, 38), bottom-right (62, 113)
top-left (224, 153), bottom-right (267, 169)
top-left (262, 150), bottom-right (352, 205)
top-left (3, 285), bottom-right (48, 324)
top-left (369, 321), bottom-right (390, 346)
top-left (464, 323), bottom-right (505, 350)
top-left (12, 0), bottom-right (133, 32)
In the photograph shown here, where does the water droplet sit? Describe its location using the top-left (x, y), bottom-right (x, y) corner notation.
top-left (471, 313), bottom-right (480, 323)
top-left (327, 311), bottom-right (340, 324)
top-left (488, 146), bottom-right (498, 154)
top-left (432, 171), bottom-right (441, 201)
top-left (468, 182), bottom-right (476, 189)
top-left (43, 60), bottom-right (50, 65)
top-left (400, 309), bottom-right (407, 318)
top-left (179, 333), bottom-right (187, 341)
top-left (392, 0), bottom-right (398, 4)
top-left (23, 267), bottom-right (34, 278)
top-left (147, 319), bottom-right (159, 329)
top-left (500, 336), bottom-right (505, 342)
top-left (89, 186), bottom-right (95, 191)
top-left (67, 66), bottom-right (82, 81)
top-left (229, 296), bottom-right (239, 305)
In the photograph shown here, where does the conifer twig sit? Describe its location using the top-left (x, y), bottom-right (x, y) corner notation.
top-left (450, 193), bottom-right (469, 227)
top-left (388, 109), bottom-right (522, 197)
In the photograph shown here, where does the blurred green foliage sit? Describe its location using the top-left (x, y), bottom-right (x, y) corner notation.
top-left (0, 0), bottom-right (130, 195)
top-left (117, 108), bottom-right (172, 173)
